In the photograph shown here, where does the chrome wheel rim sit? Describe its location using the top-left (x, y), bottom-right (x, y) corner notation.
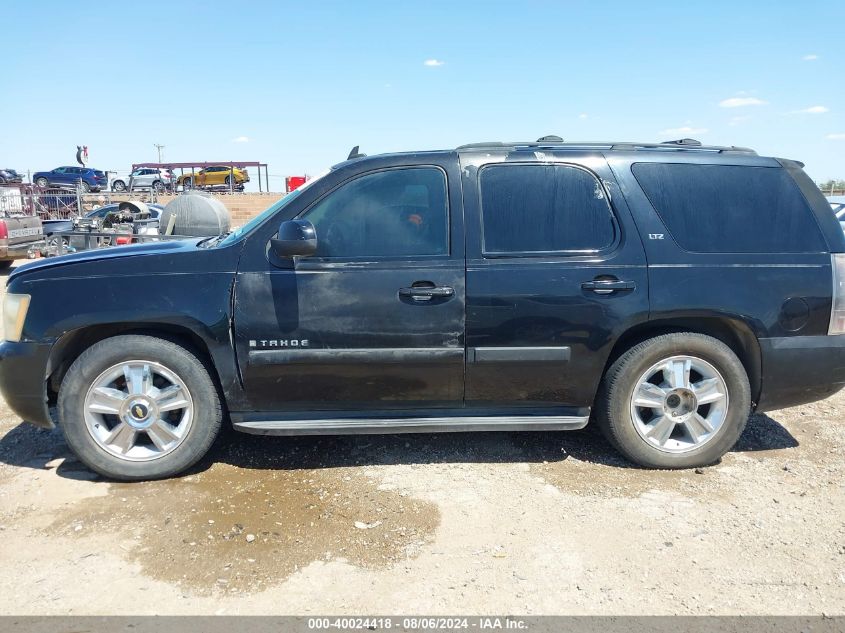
top-left (630, 355), bottom-right (729, 453)
top-left (84, 361), bottom-right (194, 461)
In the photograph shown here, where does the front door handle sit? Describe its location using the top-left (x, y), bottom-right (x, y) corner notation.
top-left (581, 279), bottom-right (636, 294)
top-left (399, 283), bottom-right (455, 300)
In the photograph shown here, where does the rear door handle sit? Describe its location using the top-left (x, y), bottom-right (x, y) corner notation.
top-left (581, 279), bottom-right (636, 294)
top-left (399, 285), bottom-right (455, 299)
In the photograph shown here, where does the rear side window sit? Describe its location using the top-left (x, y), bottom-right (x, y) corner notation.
top-left (632, 163), bottom-right (825, 253)
top-left (480, 164), bottom-right (616, 255)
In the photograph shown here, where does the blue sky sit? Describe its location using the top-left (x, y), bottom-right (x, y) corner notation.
top-left (1, 0), bottom-right (842, 189)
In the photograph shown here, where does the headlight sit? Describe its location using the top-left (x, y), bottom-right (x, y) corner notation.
top-left (3, 293), bottom-right (31, 342)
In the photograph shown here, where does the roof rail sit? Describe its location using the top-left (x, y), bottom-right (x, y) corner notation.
top-left (456, 140), bottom-right (757, 155)
top-left (609, 141), bottom-right (757, 155)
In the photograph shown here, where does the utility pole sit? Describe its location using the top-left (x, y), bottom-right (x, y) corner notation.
top-left (154, 144), bottom-right (165, 163)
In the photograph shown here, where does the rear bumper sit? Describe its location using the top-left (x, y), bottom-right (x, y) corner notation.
top-left (757, 335), bottom-right (845, 411)
top-left (0, 340), bottom-right (54, 428)
top-left (0, 240), bottom-right (45, 260)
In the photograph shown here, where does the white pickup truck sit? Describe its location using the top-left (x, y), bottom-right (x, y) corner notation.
top-left (0, 188), bottom-right (45, 268)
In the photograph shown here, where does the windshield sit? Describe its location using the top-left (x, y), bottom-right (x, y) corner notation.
top-left (217, 171), bottom-right (329, 247)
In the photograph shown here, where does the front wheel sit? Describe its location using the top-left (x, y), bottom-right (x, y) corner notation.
top-left (58, 334), bottom-right (223, 480)
top-left (596, 332), bottom-right (750, 469)
top-left (35, 177), bottom-right (48, 187)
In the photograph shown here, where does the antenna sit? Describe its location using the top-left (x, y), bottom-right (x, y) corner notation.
top-left (347, 145), bottom-right (366, 160)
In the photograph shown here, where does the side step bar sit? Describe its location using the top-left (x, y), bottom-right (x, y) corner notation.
top-left (232, 414), bottom-right (590, 436)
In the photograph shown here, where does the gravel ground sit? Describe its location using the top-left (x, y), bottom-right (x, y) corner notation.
top-left (0, 262), bottom-right (843, 615)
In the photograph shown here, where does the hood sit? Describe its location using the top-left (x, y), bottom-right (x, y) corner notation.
top-left (9, 238), bottom-right (206, 281)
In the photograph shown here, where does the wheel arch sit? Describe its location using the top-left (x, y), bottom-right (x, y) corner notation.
top-left (604, 316), bottom-right (762, 408)
top-left (46, 323), bottom-right (224, 406)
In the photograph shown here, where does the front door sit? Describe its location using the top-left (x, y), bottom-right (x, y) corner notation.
top-left (462, 155), bottom-right (649, 411)
top-left (233, 158), bottom-right (466, 412)
top-left (51, 167), bottom-right (70, 186)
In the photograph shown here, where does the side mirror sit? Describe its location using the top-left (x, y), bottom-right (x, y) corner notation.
top-left (271, 219), bottom-right (317, 258)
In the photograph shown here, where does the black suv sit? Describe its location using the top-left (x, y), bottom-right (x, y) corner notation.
top-left (2, 138), bottom-right (844, 480)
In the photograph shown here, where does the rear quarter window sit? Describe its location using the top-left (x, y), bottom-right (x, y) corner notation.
top-left (632, 163), bottom-right (826, 253)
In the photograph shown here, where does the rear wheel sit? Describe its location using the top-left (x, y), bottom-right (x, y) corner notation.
top-left (79, 180), bottom-right (91, 193)
top-left (596, 332), bottom-right (750, 469)
top-left (0, 260), bottom-right (13, 270)
top-left (152, 180), bottom-right (164, 193)
top-left (58, 334), bottom-right (223, 480)
top-left (112, 180), bottom-right (126, 192)
top-left (182, 178), bottom-right (193, 190)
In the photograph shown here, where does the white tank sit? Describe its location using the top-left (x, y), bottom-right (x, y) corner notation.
top-left (160, 192), bottom-right (231, 237)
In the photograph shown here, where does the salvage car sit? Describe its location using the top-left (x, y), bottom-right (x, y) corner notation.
top-left (32, 166), bottom-right (108, 192)
top-left (111, 169), bottom-right (173, 193)
top-left (176, 165), bottom-right (249, 190)
top-left (0, 168), bottom-right (23, 185)
top-left (2, 138), bottom-right (845, 481)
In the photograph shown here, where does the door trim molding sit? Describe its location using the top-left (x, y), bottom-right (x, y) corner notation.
top-left (468, 346), bottom-right (571, 363)
top-left (248, 347), bottom-right (464, 366)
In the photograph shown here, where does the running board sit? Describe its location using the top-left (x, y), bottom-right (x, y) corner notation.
top-left (232, 414), bottom-right (589, 436)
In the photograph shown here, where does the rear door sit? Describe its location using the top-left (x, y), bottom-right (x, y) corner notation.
top-left (233, 155), bottom-right (466, 412)
top-left (462, 154), bottom-right (649, 411)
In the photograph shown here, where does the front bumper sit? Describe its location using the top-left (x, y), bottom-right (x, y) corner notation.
top-left (0, 340), bottom-right (54, 428)
top-left (757, 335), bottom-right (845, 411)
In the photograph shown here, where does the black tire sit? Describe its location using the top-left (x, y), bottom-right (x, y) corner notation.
top-left (152, 180), bottom-right (164, 193)
top-left (79, 180), bottom-right (91, 193)
top-left (596, 332), bottom-right (750, 469)
top-left (112, 180), bottom-right (126, 192)
top-left (182, 178), bottom-right (193, 190)
top-left (57, 334), bottom-right (223, 481)
top-left (35, 177), bottom-right (48, 187)
top-left (224, 175), bottom-right (232, 186)
top-left (0, 260), bottom-right (13, 270)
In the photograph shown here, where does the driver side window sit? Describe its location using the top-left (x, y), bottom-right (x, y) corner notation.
top-left (302, 167), bottom-right (448, 259)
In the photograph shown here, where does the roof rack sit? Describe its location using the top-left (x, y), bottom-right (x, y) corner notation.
top-left (456, 139), bottom-right (757, 155)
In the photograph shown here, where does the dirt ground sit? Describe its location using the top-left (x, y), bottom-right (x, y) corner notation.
top-left (0, 262), bottom-right (843, 615)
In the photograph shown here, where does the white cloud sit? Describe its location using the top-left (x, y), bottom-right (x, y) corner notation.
top-left (802, 54), bottom-right (819, 61)
top-left (231, 136), bottom-right (250, 143)
top-left (794, 105), bottom-right (829, 114)
top-left (423, 59), bottom-right (445, 67)
top-left (578, 113), bottom-right (588, 119)
top-left (719, 96), bottom-right (767, 108)
top-left (659, 126), bottom-right (708, 136)
top-left (827, 133), bottom-right (845, 141)
top-left (729, 115), bottom-right (751, 126)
